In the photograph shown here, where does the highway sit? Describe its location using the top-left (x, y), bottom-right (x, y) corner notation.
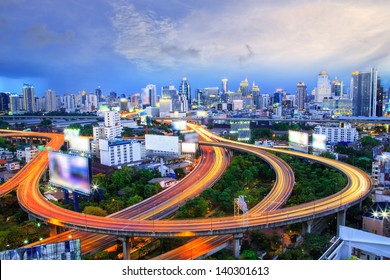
top-left (0, 125), bottom-right (372, 258)
top-left (16, 130), bottom-right (231, 255)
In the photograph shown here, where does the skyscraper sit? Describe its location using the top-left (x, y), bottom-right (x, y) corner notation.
top-left (351, 68), bottom-right (380, 117)
top-left (179, 77), bottom-right (191, 108)
top-left (45, 89), bottom-right (56, 112)
top-left (0, 92), bottom-right (10, 113)
top-left (331, 78), bottom-right (343, 98)
top-left (142, 84), bottom-right (157, 107)
top-left (23, 84), bottom-right (35, 112)
top-left (96, 86), bottom-right (103, 103)
top-left (251, 82), bottom-right (261, 109)
top-left (221, 78), bottom-right (229, 94)
top-left (239, 78), bottom-right (249, 97)
top-left (296, 82), bottom-right (307, 110)
top-left (315, 71), bottom-right (331, 103)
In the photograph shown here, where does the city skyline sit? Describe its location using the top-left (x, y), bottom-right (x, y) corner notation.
top-left (1, 0), bottom-right (390, 96)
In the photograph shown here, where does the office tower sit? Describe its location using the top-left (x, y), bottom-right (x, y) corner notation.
top-left (96, 86), bottom-right (103, 103)
top-left (63, 94), bottom-right (76, 112)
top-left (179, 77), bottom-right (191, 107)
top-left (351, 68), bottom-right (380, 117)
top-left (23, 84), bottom-right (35, 112)
top-left (315, 71), bottom-right (331, 103)
top-left (9, 94), bottom-right (19, 113)
top-left (142, 84), bottom-right (157, 107)
top-left (36, 96), bottom-right (45, 112)
top-left (296, 82), bottom-right (307, 110)
top-left (221, 78), bottom-right (228, 94)
top-left (331, 78), bottom-right (343, 98)
top-left (161, 84), bottom-right (178, 99)
top-left (251, 82), bottom-right (261, 109)
top-left (239, 78), bottom-right (249, 97)
top-left (0, 92), bottom-right (10, 112)
top-left (273, 88), bottom-right (285, 105)
top-left (377, 77), bottom-right (384, 117)
top-left (45, 89), bottom-right (57, 112)
top-left (86, 93), bottom-right (98, 112)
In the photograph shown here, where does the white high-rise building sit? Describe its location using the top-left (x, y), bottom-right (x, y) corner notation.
top-left (313, 124), bottom-right (358, 144)
top-left (93, 111), bottom-right (122, 141)
top-left (63, 94), bottom-right (76, 112)
top-left (86, 93), bottom-right (98, 112)
top-left (45, 89), bottom-right (56, 112)
top-left (99, 139), bottom-right (142, 167)
top-left (142, 84), bottom-right (157, 107)
top-left (315, 71), bottom-right (331, 104)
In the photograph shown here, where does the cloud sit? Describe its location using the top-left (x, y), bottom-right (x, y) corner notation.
top-left (110, 0), bottom-right (390, 76)
top-left (24, 24), bottom-right (75, 47)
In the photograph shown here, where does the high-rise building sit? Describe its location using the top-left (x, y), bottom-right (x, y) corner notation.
top-left (315, 71), bottom-right (331, 104)
top-left (23, 84), bottom-right (35, 112)
top-left (239, 78), bottom-right (249, 97)
top-left (179, 77), bottom-right (191, 108)
top-left (0, 92), bottom-right (10, 113)
top-left (96, 86), bottom-right (103, 103)
top-left (296, 82), bottom-right (307, 110)
top-left (251, 82), bottom-right (261, 109)
top-left (331, 78), bottom-right (344, 98)
top-left (221, 78), bottom-right (229, 94)
top-left (351, 68), bottom-right (381, 117)
top-left (142, 84), bottom-right (157, 108)
top-left (45, 89), bottom-right (57, 112)
top-left (9, 94), bottom-right (20, 113)
top-left (63, 94), bottom-right (76, 112)
top-left (85, 93), bottom-right (98, 112)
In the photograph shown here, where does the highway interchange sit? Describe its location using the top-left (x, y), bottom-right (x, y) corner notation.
top-left (0, 123), bottom-right (372, 259)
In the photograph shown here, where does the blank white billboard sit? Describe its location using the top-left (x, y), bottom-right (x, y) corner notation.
top-left (312, 134), bottom-right (327, 150)
top-left (145, 134), bottom-right (179, 154)
top-left (181, 142), bottom-right (196, 153)
top-left (69, 136), bottom-right (91, 152)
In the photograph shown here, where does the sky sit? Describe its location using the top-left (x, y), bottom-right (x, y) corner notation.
top-left (1, 0), bottom-right (390, 97)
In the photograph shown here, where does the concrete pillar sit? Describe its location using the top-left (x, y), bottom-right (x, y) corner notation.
top-left (233, 233), bottom-right (243, 259)
top-left (306, 220), bottom-right (313, 234)
top-left (120, 237), bottom-right (131, 260)
top-left (337, 209), bottom-right (346, 236)
top-left (49, 224), bottom-right (64, 236)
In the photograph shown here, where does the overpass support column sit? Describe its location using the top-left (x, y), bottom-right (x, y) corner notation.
top-left (233, 233), bottom-right (243, 259)
top-left (49, 224), bottom-right (64, 236)
top-left (119, 237), bottom-right (131, 260)
top-left (306, 220), bottom-right (313, 234)
top-left (337, 209), bottom-right (346, 236)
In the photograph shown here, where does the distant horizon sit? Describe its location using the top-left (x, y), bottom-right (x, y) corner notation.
top-left (1, 1), bottom-right (390, 96)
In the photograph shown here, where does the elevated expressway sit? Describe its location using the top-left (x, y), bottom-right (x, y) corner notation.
top-left (1, 125), bottom-right (372, 258)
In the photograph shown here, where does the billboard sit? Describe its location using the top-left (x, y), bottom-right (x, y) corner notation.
top-left (183, 131), bottom-right (199, 143)
top-left (49, 152), bottom-right (91, 195)
top-left (181, 142), bottom-right (197, 153)
top-left (69, 136), bottom-right (91, 153)
top-left (64, 128), bottom-right (80, 141)
top-left (0, 239), bottom-right (81, 260)
top-left (288, 130), bottom-right (309, 153)
top-left (312, 134), bottom-right (327, 150)
top-left (172, 120), bottom-right (187, 131)
top-left (145, 134), bottom-right (180, 155)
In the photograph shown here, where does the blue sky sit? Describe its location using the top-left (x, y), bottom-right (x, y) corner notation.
top-left (1, 0), bottom-right (390, 97)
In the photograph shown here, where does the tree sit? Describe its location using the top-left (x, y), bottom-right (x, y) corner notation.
top-left (359, 136), bottom-right (380, 148)
top-left (39, 119), bottom-right (52, 127)
top-left (82, 206), bottom-right (107, 216)
top-left (122, 127), bottom-right (135, 137)
top-left (241, 249), bottom-right (258, 260)
top-left (127, 195), bottom-right (143, 206)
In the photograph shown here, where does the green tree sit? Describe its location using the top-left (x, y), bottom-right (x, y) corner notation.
top-left (82, 206), bottom-right (107, 216)
top-left (241, 249), bottom-right (258, 260)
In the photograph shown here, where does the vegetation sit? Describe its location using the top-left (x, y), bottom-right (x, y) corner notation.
top-left (67, 123), bottom-right (97, 137)
top-left (0, 193), bottom-right (49, 250)
top-left (275, 154), bottom-right (347, 206)
top-left (78, 167), bottom-right (161, 215)
top-left (173, 153), bottom-right (275, 219)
